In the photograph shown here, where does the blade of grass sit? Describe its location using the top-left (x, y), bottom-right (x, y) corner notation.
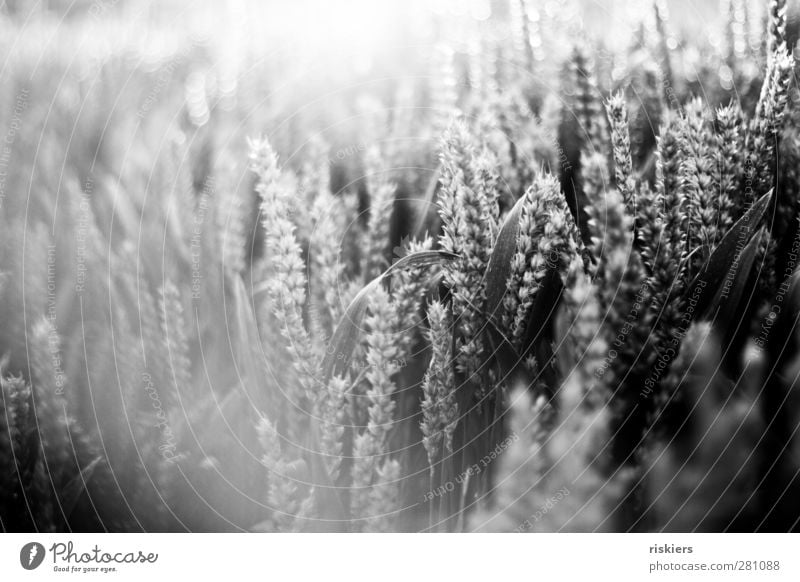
top-left (321, 250), bottom-right (456, 383)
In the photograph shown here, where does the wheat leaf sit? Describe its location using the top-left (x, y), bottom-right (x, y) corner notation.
top-left (481, 196), bottom-right (565, 379)
top-left (321, 250), bottom-right (455, 382)
top-left (484, 194), bottom-right (527, 323)
top-left (481, 194), bottom-right (529, 377)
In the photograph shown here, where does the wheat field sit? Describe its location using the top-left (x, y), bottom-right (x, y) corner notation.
top-left (0, 0), bottom-right (800, 534)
